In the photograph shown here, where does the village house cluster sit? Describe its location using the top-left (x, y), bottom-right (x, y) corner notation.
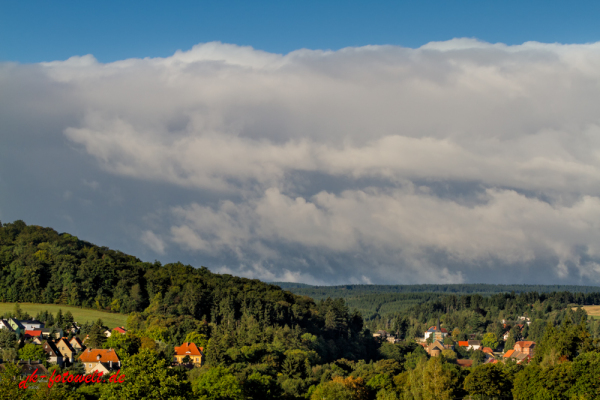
top-left (0, 317), bottom-right (204, 378)
top-left (373, 316), bottom-right (535, 367)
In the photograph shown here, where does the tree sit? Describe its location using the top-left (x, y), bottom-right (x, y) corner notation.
top-left (310, 379), bottom-right (354, 400)
top-left (104, 332), bottom-right (141, 358)
top-left (464, 363), bottom-right (511, 398)
top-left (504, 330), bottom-right (517, 351)
top-left (18, 343), bottom-right (47, 361)
top-left (243, 372), bottom-right (282, 400)
top-left (193, 366), bottom-right (243, 400)
top-left (56, 309), bottom-right (64, 328)
top-left (482, 332), bottom-right (499, 350)
top-left (0, 328), bottom-right (18, 350)
top-left (422, 356), bottom-right (454, 400)
top-left (13, 303), bottom-right (29, 320)
top-left (310, 376), bottom-right (368, 400)
top-left (441, 349), bottom-right (457, 361)
top-left (470, 349), bottom-right (486, 366)
top-left (87, 319), bottom-right (107, 348)
top-left (64, 310), bottom-right (74, 326)
top-left (0, 362), bottom-right (28, 400)
top-left (100, 349), bottom-right (192, 400)
top-left (183, 331), bottom-right (208, 349)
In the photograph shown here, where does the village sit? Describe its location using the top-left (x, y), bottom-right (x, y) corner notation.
top-left (373, 316), bottom-right (535, 368)
top-left (0, 317), bottom-right (204, 379)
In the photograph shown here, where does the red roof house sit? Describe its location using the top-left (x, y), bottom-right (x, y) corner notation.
top-left (174, 342), bottom-right (204, 367)
top-left (112, 327), bottom-right (127, 335)
top-left (24, 330), bottom-right (43, 338)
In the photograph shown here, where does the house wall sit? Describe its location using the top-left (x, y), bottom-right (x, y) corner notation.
top-left (174, 354), bottom-right (203, 366)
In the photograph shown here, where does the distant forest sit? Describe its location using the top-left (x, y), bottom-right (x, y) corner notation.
top-left (274, 283), bottom-right (600, 322)
top-left (273, 282), bottom-right (600, 296)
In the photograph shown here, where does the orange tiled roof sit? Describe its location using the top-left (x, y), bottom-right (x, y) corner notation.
top-left (79, 349), bottom-right (120, 363)
top-left (112, 327), bottom-right (127, 334)
top-left (503, 349), bottom-right (515, 358)
top-left (482, 347), bottom-right (494, 354)
top-left (174, 342), bottom-right (204, 357)
top-left (458, 341), bottom-right (469, 347)
top-left (516, 341), bottom-right (535, 348)
top-left (24, 330), bottom-right (42, 337)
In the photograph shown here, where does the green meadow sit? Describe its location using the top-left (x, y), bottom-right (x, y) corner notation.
top-left (0, 302), bottom-right (128, 328)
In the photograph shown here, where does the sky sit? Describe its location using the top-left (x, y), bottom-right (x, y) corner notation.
top-left (2, 2), bottom-right (600, 285)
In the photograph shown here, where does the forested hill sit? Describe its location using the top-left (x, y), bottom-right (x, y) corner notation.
top-left (273, 283), bottom-right (600, 298)
top-left (0, 220), bottom-right (370, 362)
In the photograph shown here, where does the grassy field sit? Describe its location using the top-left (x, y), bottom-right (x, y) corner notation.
top-left (0, 303), bottom-right (128, 328)
top-left (574, 305), bottom-right (600, 319)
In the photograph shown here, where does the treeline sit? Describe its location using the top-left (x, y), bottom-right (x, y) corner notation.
top-left (283, 284), bottom-right (600, 322)
top-left (281, 283), bottom-right (600, 297)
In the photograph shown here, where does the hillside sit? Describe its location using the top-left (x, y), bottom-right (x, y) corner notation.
top-left (0, 220), bottom-right (371, 360)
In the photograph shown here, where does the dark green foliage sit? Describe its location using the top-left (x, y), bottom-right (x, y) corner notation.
top-left (464, 363), bottom-right (512, 398)
top-left (87, 319), bottom-right (107, 348)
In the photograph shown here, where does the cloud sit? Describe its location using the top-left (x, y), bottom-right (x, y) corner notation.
top-left (4, 39), bottom-right (600, 284)
top-left (140, 230), bottom-right (166, 255)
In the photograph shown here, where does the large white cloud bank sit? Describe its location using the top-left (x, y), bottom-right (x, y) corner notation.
top-left (5, 39), bottom-right (600, 284)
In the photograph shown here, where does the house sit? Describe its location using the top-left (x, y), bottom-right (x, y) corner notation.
top-left (65, 322), bottom-right (80, 334)
top-left (0, 361), bottom-right (48, 379)
top-left (482, 347), bottom-right (494, 355)
top-left (24, 330), bottom-right (43, 342)
top-left (20, 320), bottom-right (44, 330)
top-left (503, 348), bottom-right (531, 364)
top-left (43, 340), bottom-right (64, 366)
top-left (458, 340), bottom-right (482, 350)
top-left (514, 341), bottom-right (535, 356)
top-left (56, 338), bottom-right (77, 363)
top-left (103, 329), bottom-right (113, 338)
top-left (112, 327), bottom-right (127, 335)
top-left (386, 335), bottom-right (401, 344)
top-left (424, 326), bottom-right (448, 341)
top-left (41, 328), bottom-right (63, 340)
top-left (0, 319), bottom-right (13, 331)
top-left (69, 337), bottom-right (85, 352)
top-left (78, 348), bottom-right (121, 375)
top-left (426, 341), bottom-right (446, 357)
top-left (8, 319), bottom-right (25, 336)
top-left (372, 330), bottom-right (388, 338)
top-left (174, 342), bottom-right (204, 367)
top-left (424, 319), bottom-right (448, 341)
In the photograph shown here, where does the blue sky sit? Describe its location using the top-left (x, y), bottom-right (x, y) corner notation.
top-left (2, 0), bottom-right (600, 63)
